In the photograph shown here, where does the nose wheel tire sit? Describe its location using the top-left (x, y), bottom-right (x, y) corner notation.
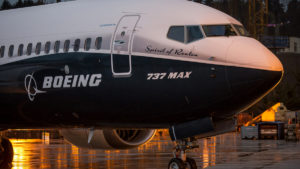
top-left (0, 137), bottom-right (14, 169)
top-left (168, 158), bottom-right (186, 169)
top-left (168, 157), bottom-right (197, 169)
top-left (186, 157), bottom-right (197, 169)
top-left (168, 137), bottom-right (198, 169)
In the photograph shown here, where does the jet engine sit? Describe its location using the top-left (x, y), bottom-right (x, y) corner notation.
top-left (59, 129), bottom-right (156, 149)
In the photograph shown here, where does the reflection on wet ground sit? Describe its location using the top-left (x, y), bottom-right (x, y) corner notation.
top-left (4, 131), bottom-right (300, 169)
top-left (9, 132), bottom-right (174, 169)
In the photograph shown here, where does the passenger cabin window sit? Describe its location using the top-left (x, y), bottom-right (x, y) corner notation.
top-left (187, 26), bottom-right (203, 43)
top-left (45, 41), bottom-right (51, 54)
top-left (202, 25), bottom-right (237, 37)
top-left (233, 25), bottom-right (249, 36)
top-left (84, 38), bottom-right (91, 51)
top-left (54, 41), bottom-right (60, 53)
top-left (167, 26), bottom-right (184, 43)
top-left (74, 39), bottom-right (80, 52)
top-left (95, 37), bottom-right (102, 50)
top-left (36, 42), bottom-right (41, 55)
top-left (64, 40), bottom-right (70, 52)
top-left (18, 44), bottom-right (24, 56)
top-left (27, 43), bottom-right (32, 56)
top-left (0, 46), bottom-right (5, 58)
top-left (8, 45), bottom-right (14, 57)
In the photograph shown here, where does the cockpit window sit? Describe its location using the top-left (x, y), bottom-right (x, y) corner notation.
top-left (167, 26), bottom-right (204, 43)
top-left (167, 26), bottom-right (185, 43)
top-left (187, 26), bottom-right (203, 43)
top-left (202, 25), bottom-right (237, 37)
top-left (234, 25), bottom-right (249, 36)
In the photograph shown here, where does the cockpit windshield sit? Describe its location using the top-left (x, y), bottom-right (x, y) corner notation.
top-left (233, 25), bottom-right (249, 36)
top-left (167, 25), bottom-right (204, 44)
top-left (167, 24), bottom-right (249, 44)
top-left (202, 25), bottom-right (237, 37)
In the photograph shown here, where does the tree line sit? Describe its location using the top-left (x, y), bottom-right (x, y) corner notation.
top-left (1, 0), bottom-right (43, 10)
top-left (0, 0), bottom-right (62, 10)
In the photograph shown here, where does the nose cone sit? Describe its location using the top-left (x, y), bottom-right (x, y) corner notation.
top-left (226, 37), bottom-right (283, 112)
top-left (227, 37), bottom-right (283, 72)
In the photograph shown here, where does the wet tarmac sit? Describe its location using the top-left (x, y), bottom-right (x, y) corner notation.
top-left (5, 132), bottom-right (300, 169)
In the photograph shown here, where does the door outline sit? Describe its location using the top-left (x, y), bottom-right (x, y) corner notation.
top-left (111, 15), bottom-right (141, 77)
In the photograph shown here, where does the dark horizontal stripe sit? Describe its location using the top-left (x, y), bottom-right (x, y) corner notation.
top-left (0, 52), bottom-right (282, 129)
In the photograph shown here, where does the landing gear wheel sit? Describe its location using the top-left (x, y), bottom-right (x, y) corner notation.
top-left (186, 157), bottom-right (197, 169)
top-left (169, 137), bottom-right (199, 169)
top-left (0, 137), bottom-right (14, 169)
top-left (168, 158), bottom-right (186, 169)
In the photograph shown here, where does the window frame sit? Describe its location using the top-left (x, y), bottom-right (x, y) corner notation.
top-left (27, 43), bottom-right (33, 56)
top-left (233, 24), bottom-right (249, 37)
top-left (201, 24), bottom-right (238, 37)
top-left (74, 39), bottom-right (80, 52)
top-left (167, 26), bottom-right (185, 43)
top-left (95, 37), bottom-right (102, 50)
top-left (84, 38), bottom-right (92, 51)
top-left (8, 45), bottom-right (14, 57)
top-left (36, 42), bottom-right (42, 55)
top-left (54, 40), bottom-right (60, 54)
top-left (18, 44), bottom-right (24, 56)
top-left (45, 41), bottom-right (51, 54)
top-left (186, 25), bottom-right (204, 44)
top-left (167, 25), bottom-right (204, 44)
top-left (0, 46), bottom-right (5, 58)
top-left (64, 40), bottom-right (70, 53)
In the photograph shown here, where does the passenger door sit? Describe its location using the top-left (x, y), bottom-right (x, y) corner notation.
top-left (111, 15), bottom-right (140, 77)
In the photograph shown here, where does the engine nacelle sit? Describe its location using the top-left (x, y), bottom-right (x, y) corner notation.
top-left (59, 129), bottom-right (156, 150)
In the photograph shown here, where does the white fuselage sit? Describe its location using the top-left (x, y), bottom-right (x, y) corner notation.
top-left (0, 0), bottom-right (282, 72)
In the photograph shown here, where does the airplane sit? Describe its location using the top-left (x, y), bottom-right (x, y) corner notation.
top-left (0, 0), bottom-right (283, 168)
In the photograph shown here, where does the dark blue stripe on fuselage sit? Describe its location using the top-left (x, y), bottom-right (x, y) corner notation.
top-left (0, 52), bottom-right (282, 129)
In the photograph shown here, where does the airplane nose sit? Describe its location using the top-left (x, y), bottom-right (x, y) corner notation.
top-left (226, 37), bottom-right (283, 111)
top-left (227, 37), bottom-right (283, 72)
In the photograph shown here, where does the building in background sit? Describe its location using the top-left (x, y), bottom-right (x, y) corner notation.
top-left (279, 37), bottom-right (300, 53)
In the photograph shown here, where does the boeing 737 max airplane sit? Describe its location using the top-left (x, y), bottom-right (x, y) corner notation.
top-left (0, 0), bottom-right (283, 168)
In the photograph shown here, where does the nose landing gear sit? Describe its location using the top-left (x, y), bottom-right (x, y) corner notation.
top-left (168, 137), bottom-right (198, 169)
top-left (0, 137), bottom-right (14, 169)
